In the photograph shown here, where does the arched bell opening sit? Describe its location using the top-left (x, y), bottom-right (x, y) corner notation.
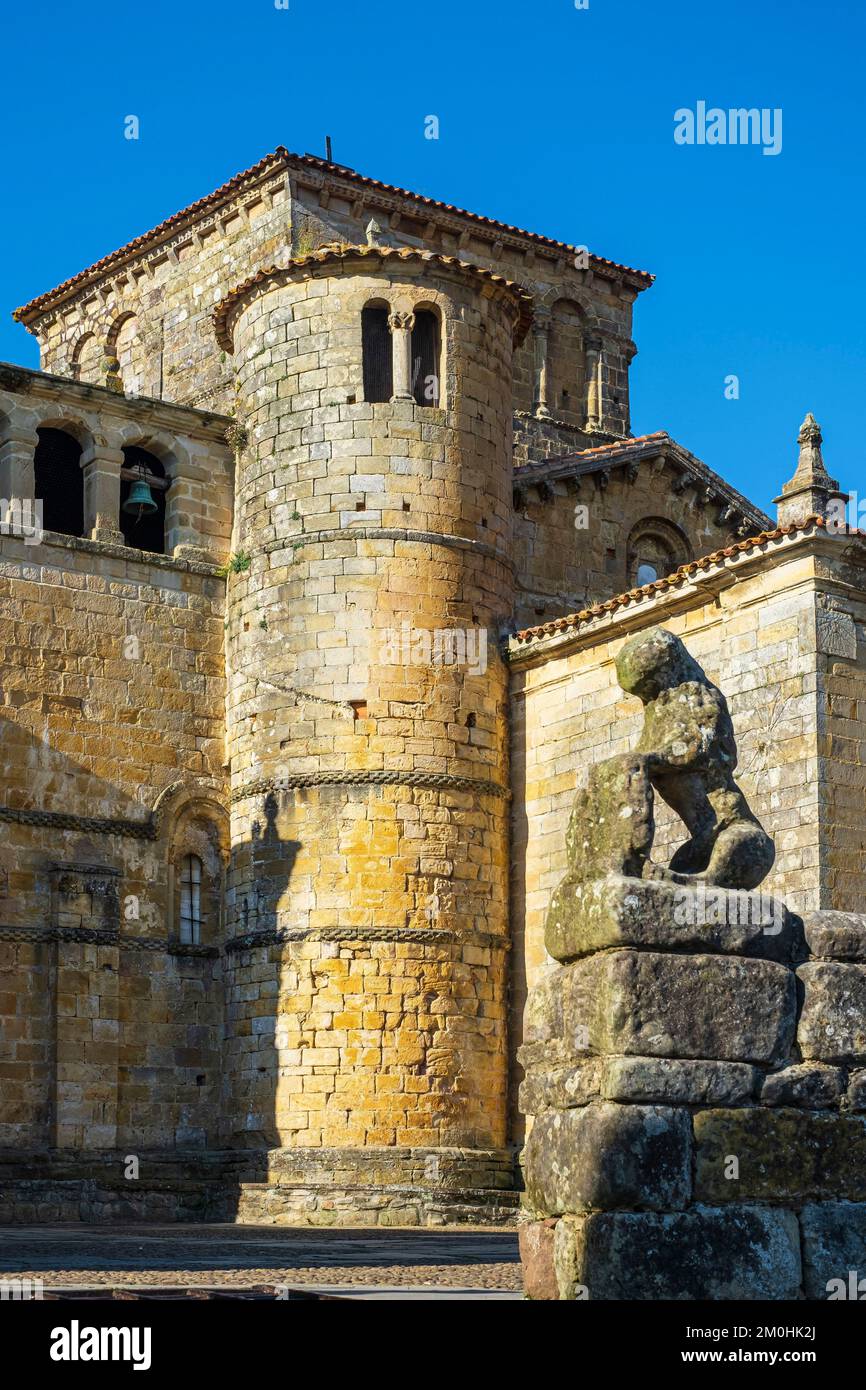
top-left (34, 427), bottom-right (85, 538)
top-left (120, 445), bottom-right (167, 553)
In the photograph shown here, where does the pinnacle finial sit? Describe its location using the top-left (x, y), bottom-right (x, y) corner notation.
top-left (792, 411), bottom-right (830, 486)
top-left (774, 410), bottom-right (844, 526)
top-left (798, 411), bottom-right (822, 451)
top-left (365, 217), bottom-right (382, 247)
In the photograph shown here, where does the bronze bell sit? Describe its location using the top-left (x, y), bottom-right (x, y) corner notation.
top-left (122, 465), bottom-right (158, 518)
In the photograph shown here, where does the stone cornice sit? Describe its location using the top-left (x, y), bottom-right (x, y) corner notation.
top-left (512, 432), bottom-right (768, 533)
top-left (258, 525), bottom-right (515, 573)
top-left (225, 925), bottom-right (510, 952)
top-left (0, 361), bottom-right (232, 440)
top-left (213, 245), bottom-right (534, 351)
top-left (0, 924), bottom-right (218, 956)
top-left (0, 777), bottom-right (227, 842)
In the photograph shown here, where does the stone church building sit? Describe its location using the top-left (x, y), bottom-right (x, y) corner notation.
top-left (0, 147), bottom-right (862, 1226)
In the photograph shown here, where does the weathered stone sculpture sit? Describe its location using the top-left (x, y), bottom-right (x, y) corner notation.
top-left (566, 626), bottom-right (773, 888)
top-left (547, 627), bottom-right (775, 963)
top-left (521, 626), bottom-right (866, 1301)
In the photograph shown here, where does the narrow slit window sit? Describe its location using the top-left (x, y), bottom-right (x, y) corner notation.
top-left (411, 311), bottom-right (441, 406)
top-left (362, 306), bottom-right (393, 402)
top-left (179, 854), bottom-right (203, 944)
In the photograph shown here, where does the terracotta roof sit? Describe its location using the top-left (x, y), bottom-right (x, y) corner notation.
top-left (13, 148), bottom-right (653, 325)
top-left (285, 153), bottom-right (654, 284)
top-left (213, 245), bottom-right (535, 350)
top-left (510, 515), bottom-right (829, 648)
top-left (514, 431), bottom-right (669, 480)
top-left (513, 431), bottom-right (769, 528)
top-left (13, 148), bottom-right (290, 324)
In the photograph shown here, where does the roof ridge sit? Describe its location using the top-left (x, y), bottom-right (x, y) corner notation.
top-left (13, 147), bottom-right (653, 325)
top-left (511, 515), bottom-right (828, 647)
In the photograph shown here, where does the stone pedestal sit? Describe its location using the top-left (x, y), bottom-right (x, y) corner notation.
top-left (520, 876), bottom-right (866, 1299)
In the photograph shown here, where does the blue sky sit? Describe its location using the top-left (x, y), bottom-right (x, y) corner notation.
top-left (1, 0), bottom-right (862, 513)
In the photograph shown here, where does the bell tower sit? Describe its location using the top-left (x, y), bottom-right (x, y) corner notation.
top-left (215, 245), bottom-right (531, 1218)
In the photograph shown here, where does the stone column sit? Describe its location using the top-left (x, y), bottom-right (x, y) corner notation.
top-left (584, 338), bottom-right (602, 432)
top-left (81, 444), bottom-right (125, 545)
top-left (0, 429), bottom-right (37, 506)
top-left (532, 315), bottom-right (552, 418)
top-left (388, 311), bottom-right (415, 402)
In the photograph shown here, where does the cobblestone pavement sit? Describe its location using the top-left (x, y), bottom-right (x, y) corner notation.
top-left (0, 1225), bottom-right (522, 1293)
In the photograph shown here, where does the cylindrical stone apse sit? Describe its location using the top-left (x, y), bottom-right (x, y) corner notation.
top-left (214, 245), bottom-right (531, 1220)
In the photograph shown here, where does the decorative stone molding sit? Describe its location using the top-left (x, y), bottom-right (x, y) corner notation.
top-left (259, 525), bottom-right (515, 571)
top-left (0, 777), bottom-right (228, 843)
top-left (230, 769), bottom-right (511, 804)
top-left (225, 925), bottom-right (511, 952)
top-left (0, 924), bottom-right (218, 956)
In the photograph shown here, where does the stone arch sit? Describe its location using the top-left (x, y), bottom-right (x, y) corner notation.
top-left (154, 781), bottom-right (229, 945)
top-left (114, 425), bottom-right (190, 477)
top-left (30, 411), bottom-right (95, 452)
top-left (33, 426), bottom-right (85, 538)
top-left (626, 516), bottom-right (691, 587)
top-left (70, 332), bottom-right (104, 385)
top-left (361, 297), bottom-right (393, 402)
top-left (548, 297), bottom-right (586, 424)
top-left (409, 299), bottom-right (443, 407)
top-left (107, 312), bottom-right (144, 395)
top-left (386, 284), bottom-right (452, 410)
top-left (119, 443), bottom-right (167, 553)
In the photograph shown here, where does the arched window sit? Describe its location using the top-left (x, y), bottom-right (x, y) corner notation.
top-left (165, 798), bottom-right (227, 947)
top-left (34, 428), bottom-right (84, 538)
top-left (636, 561), bottom-right (659, 586)
top-left (411, 309), bottom-right (441, 406)
top-left (179, 854), bottom-right (203, 944)
top-left (362, 304), bottom-right (393, 402)
top-left (120, 445), bottom-right (167, 553)
top-left (548, 299), bottom-right (585, 425)
top-left (627, 518), bottom-right (690, 588)
top-left (70, 333), bottom-right (102, 385)
top-left (112, 314), bottom-right (143, 396)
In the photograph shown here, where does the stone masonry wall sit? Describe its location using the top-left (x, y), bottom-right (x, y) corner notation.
top-left (509, 539), bottom-right (837, 1139)
top-left (813, 545), bottom-right (866, 910)
top-left (0, 526), bottom-right (228, 1153)
top-left (27, 165), bottom-right (293, 414)
top-left (519, 882), bottom-right (866, 1300)
top-left (218, 249), bottom-right (519, 1190)
top-left (21, 153), bottom-right (643, 440)
top-left (512, 457), bottom-right (742, 629)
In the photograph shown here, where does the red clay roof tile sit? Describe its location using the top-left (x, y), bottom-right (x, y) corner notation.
top-left (511, 515), bottom-right (829, 647)
top-left (13, 148), bottom-right (653, 324)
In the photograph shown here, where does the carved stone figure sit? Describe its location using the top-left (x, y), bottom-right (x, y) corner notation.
top-left (551, 627), bottom-right (774, 931)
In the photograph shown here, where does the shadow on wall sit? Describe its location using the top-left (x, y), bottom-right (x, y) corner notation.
top-left (0, 711), bottom-right (320, 1218)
